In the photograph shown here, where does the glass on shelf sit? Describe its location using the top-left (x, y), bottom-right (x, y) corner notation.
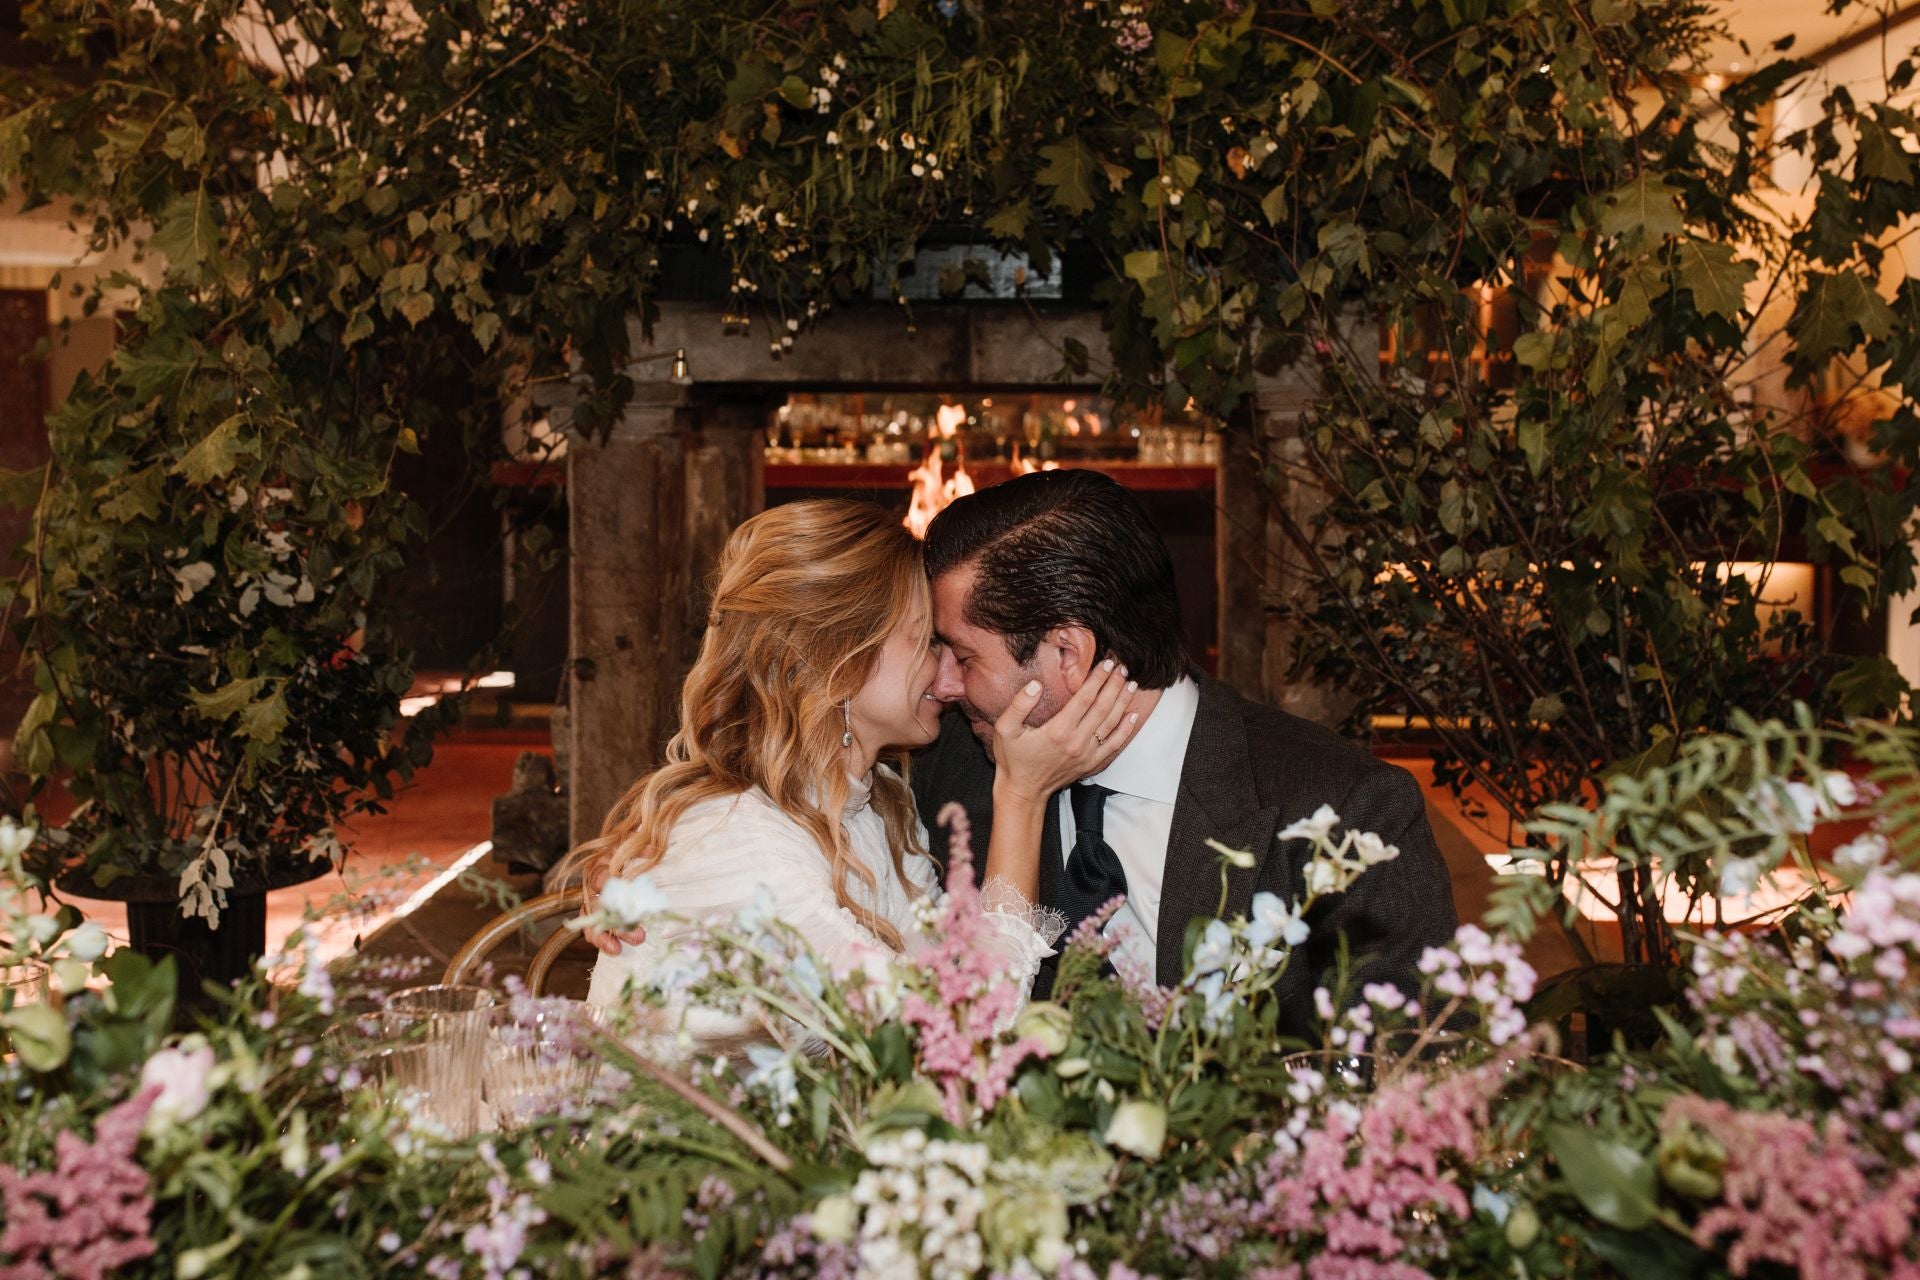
top-left (765, 392), bottom-right (1220, 472)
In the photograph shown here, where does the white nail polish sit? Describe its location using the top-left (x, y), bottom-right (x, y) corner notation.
top-left (1102, 658), bottom-right (1115, 671)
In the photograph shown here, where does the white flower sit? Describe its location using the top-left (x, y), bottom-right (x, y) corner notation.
top-left (1833, 832), bottom-right (1889, 874)
top-left (1822, 771), bottom-right (1860, 809)
top-left (1194, 970), bottom-right (1237, 1032)
top-left (172, 560), bottom-right (216, 604)
top-left (1349, 831), bottom-right (1399, 866)
top-left (1187, 920), bottom-right (1234, 977)
top-left (18, 914), bottom-right (59, 948)
top-left (1246, 891), bottom-right (1309, 951)
top-left (141, 1042), bottom-right (217, 1130)
top-left (0, 820), bottom-right (32, 862)
top-left (1719, 854), bottom-right (1765, 900)
top-left (598, 874), bottom-right (669, 930)
top-left (1278, 803), bottom-right (1340, 844)
top-left (1103, 1100), bottom-right (1167, 1159)
top-left (1304, 859), bottom-right (1340, 896)
top-left (65, 921), bottom-right (110, 962)
top-left (825, 130), bottom-right (840, 146)
top-left (743, 1044), bottom-right (800, 1123)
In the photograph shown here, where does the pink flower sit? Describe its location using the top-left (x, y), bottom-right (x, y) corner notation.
top-left (1663, 1095), bottom-right (1920, 1277)
top-left (896, 806), bottom-right (1052, 1123)
top-left (0, 1088), bottom-right (158, 1280)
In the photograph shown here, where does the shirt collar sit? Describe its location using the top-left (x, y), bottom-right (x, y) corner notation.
top-left (1086, 676), bottom-right (1197, 806)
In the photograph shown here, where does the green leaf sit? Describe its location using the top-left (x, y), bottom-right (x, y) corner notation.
top-left (1674, 239), bottom-right (1754, 320)
top-left (1260, 183), bottom-right (1288, 225)
top-left (149, 188), bottom-right (222, 272)
top-left (189, 675), bottom-right (267, 724)
top-left (1790, 269), bottom-right (1896, 359)
top-left (399, 291), bottom-right (436, 326)
top-left (171, 414), bottom-right (249, 485)
top-left (96, 463), bottom-right (163, 522)
top-left (236, 683), bottom-right (289, 742)
top-left (1815, 513), bottom-right (1858, 553)
top-left (984, 199), bottom-right (1030, 241)
top-left (1036, 139), bottom-right (1099, 214)
top-left (471, 311), bottom-right (502, 352)
top-left (1, 1003), bottom-right (71, 1072)
top-left (1513, 331), bottom-right (1556, 371)
top-left (1545, 1122), bottom-right (1659, 1230)
top-left (0, 463), bottom-right (44, 508)
top-left (1856, 115), bottom-right (1915, 184)
top-left (1122, 249), bottom-right (1164, 286)
top-left (1517, 418), bottom-right (1546, 475)
top-left (1830, 655), bottom-right (1909, 716)
top-left (1599, 173), bottom-right (1686, 241)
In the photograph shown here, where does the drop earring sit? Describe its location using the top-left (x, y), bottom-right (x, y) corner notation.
top-left (841, 699), bottom-right (854, 749)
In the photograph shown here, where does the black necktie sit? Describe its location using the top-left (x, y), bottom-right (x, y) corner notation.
top-left (1032, 783), bottom-right (1129, 998)
top-left (1055, 782), bottom-right (1128, 938)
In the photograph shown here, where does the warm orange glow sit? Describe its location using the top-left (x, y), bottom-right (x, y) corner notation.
top-left (1008, 443), bottom-right (1059, 477)
top-left (904, 444), bottom-right (975, 537)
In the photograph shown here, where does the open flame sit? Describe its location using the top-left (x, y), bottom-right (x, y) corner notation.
top-left (1008, 441), bottom-right (1058, 477)
top-left (904, 443), bottom-right (975, 538)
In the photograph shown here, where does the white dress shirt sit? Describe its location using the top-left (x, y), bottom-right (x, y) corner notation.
top-left (1056, 676), bottom-right (1199, 976)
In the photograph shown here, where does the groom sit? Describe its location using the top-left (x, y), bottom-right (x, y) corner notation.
top-left (912, 468), bottom-right (1457, 1031)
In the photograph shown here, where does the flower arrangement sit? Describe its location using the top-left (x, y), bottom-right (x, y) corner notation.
top-left (3, 713), bottom-right (1919, 1277)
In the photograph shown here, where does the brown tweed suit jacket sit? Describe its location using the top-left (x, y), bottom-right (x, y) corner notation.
top-left (909, 674), bottom-right (1460, 1039)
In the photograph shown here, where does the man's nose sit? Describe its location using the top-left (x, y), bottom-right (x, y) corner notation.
top-left (932, 649), bottom-right (966, 701)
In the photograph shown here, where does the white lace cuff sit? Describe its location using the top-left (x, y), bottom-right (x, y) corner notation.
top-left (979, 876), bottom-right (1068, 947)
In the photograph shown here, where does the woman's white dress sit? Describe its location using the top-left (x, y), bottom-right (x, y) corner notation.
top-left (585, 767), bottom-right (1057, 1052)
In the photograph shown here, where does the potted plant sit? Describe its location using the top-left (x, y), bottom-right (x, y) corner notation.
top-left (6, 332), bottom-right (453, 993)
top-left (0, 2), bottom-right (479, 996)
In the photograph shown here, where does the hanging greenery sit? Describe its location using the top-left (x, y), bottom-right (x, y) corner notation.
top-left (0, 0), bottom-right (1914, 924)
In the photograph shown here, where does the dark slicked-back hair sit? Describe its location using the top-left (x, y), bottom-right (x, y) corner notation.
top-left (922, 468), bottom-right (1189, 689)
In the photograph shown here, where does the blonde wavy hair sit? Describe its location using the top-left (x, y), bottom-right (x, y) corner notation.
top-left (567, 499), bottom-right (931, 950)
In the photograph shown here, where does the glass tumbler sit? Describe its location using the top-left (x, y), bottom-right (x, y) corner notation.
top-left (381, 984), bottom-right (497, 1138)
top-left (482, 997), bottom-right (606, 1132)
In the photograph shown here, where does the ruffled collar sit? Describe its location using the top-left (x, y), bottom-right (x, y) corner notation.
top-left (843, 770), bottom-right (873, 816)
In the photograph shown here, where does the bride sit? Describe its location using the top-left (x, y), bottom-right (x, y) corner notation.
top-left (570, 499), bottom-right (1140, 1045)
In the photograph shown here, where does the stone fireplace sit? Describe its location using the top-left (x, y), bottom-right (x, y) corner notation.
top-left (544, 299), bottom-right (1328, 846)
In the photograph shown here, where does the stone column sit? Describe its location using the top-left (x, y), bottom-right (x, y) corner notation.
top-left (564, 383), bottom-right (693, 847)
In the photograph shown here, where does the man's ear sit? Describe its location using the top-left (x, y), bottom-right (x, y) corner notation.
top-left (1043, 625), bottom-right (1100, 693)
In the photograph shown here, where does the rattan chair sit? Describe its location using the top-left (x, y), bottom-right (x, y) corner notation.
top-left (441, 886), bottom-right (588, 995)
top-left (441, 886), bottom-right (797, 1172)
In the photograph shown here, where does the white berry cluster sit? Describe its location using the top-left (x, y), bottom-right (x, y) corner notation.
top-left (830, 1130), bottom-right (991, 1280)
